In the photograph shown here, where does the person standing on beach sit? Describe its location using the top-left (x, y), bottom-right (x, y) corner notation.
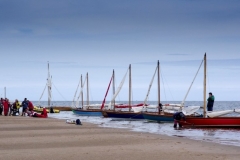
top-left (207, 92), bottom-right (215, 111)
top-left (21, 98), bottom-right (28, 116)
top-left (16, 99), bottom-right (20, 115)
top-left (0, 98), bottom-right (3, 115)
top-left (3, 98), bottom-right (10, 116)
top-left (12, 99), bottom-right (20, 115)
top-left (27, 100), bottom-right (34, 111)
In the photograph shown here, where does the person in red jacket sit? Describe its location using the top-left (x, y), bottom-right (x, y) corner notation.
top-left (3, 98), bottom-right (10, 116)
top-left (27, 100), bottom-right (34, 111)
top-left (34, 107), bottom-right (48, 118)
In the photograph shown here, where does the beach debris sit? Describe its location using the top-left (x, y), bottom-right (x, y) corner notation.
top-left (66, 119), bottom-right (82, 125)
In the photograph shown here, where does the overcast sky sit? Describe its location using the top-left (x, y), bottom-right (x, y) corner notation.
top-left (0, 0), bottom-right (240, 102)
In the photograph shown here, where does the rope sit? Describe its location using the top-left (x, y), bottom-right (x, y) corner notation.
top-left (181, 58), bottom-right (204, 106)
top-left (52, 82), bottom-right (68, 101)
top-left (89, 79), bottom-right (93, 103)
top-left (207, 64), bottom-right (211, 92)
top-left (161, 69), bottom-right (175, 101)
top-left (38, 82), bottom-right (47, 106)
top-left (71, 76), bottom-right (81, 108)
top-left (160, 68), bottom-right (167, 102)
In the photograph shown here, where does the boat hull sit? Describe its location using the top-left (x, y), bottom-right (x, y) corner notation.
top-left (34, 107), bottom-right (60, 113)
top-left (179, 117), bottom-right (240, 128)
top-left (102, 111), bottom-right (144, 119)
top-left (72, 109), bottom-right (102, 116)
top-left (142, 113), bottom-right (174, 122)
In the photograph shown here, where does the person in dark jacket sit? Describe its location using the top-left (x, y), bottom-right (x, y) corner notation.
top-left (207, 92), bottom-right (215, 111)
top-left (0, 98), bottom-right (3, 115)
top-left (173, 112), bottom-right (186, 128)
top-left (21, 98), bottom-right (29, 116)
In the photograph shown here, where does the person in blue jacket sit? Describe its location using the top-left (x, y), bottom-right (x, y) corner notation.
top-left (21, 98), bottom-right (29, 116)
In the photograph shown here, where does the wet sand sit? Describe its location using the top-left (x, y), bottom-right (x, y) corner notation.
top-left (0, 116), bottom-right (239, 160)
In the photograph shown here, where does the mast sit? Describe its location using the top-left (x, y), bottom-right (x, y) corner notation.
top-left (203, 53), bottom-right (207, 118)
top-left (72, 75), bottom-right (81, 108)
top-left (157, 60), bottom-right (161, 114)
top-left (113, 70), bottom-right (116, 111)
top-left (129, 64), bottom-right (132, 112)
top-left (86, 72), bottom-right (89, 106)
top-left (81, 74), bottom-right (84, 108)
top-left (107, 67), bottom-right (128, 110)
top-left (47, 62), bottom-right (51, 108)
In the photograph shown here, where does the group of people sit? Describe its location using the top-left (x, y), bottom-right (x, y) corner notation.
top-left (0, 98), bottom-right (34, 116)
top-left (173, 92), bottom-right (215, 128)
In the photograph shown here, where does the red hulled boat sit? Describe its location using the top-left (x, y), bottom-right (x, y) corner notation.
top-left (179, 53), bottom-right (240, 128)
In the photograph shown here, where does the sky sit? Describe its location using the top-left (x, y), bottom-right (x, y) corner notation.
top-left (0, 0), bottom-right (240, 102)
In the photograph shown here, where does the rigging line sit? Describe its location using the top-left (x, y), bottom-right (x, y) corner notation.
top-left (161, 68), bottom-right (175, 102)
top-left (72, 76), bottom-right (81, 107)
top-left (160, 67), bottom-right (167, 102)
top-left (38, 82), bottom-right (47, 106)
top-left (207, 64), bottom-right (211, 92)
top-left (52, 82), bottom-right (68, 101)
top-left (77, 75), bottom-right (87, 107)
top-left (113, 77), bottom-right (120, 102)
top-left (51, 93), bottom-right (55, 106)
top-left (89, 80), bottom-right (94, 104)
top-left (115, 75), bottom-right (124, 103)
top-left (143, 65), bottom-right (158, 105)
top-left (181, 58), bottom-right (204, 106)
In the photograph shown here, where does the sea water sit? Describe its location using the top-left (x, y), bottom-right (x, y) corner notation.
top-left (35, 101), bottom-right (240, 147)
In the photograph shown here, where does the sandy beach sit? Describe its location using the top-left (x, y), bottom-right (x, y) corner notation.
top-left (0, 116), bottom-right (239, 160)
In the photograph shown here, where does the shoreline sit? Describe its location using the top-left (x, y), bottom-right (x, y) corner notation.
top-left (0, 116), bottom-right (239, 160)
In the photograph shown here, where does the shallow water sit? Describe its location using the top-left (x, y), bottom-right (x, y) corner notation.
top-left (47, 101), bottom-right (240, 148)
top-left (33, 101), bottom-right (240, 147)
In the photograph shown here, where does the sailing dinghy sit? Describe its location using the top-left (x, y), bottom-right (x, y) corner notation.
top-left (179, 53), bottom-right (240, 128)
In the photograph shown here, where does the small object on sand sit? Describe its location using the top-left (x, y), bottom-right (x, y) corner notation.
top-left (66, 119), bottom-right (82, 125)
top-left (76, 119), bottom-right (82, 125)
top-left (66, 119), bottom-right (76, 124)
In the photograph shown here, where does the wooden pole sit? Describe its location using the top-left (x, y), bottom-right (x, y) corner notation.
top-left (87, 72), bottom-right (89, 106)
top-left (113, 70), bottom-right (116, 111)
top-left (204, 53), bottom-right (207, 118)
top-left (129, 64), bottom-right (132, 112)
top-left (48, 62), bottom-right (50, 108)
top-left (157, 60), bottom-right (161, 114)
top-left (81, 74), bottom-right (84, 108)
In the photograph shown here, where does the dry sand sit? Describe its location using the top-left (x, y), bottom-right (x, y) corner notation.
top-left (0, 116), bottom-right (239, 160)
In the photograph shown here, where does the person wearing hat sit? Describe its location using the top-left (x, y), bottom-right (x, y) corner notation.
top-left (207, 92), bottom-right (215, 111)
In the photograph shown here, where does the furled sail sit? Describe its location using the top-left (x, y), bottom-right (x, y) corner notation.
top-left (235, 109), bottom-right (240, 114)
top-left (182, 106), bottom-right (201, 115)
top-left (108, 68), bottom-right (129, 110)
top-left (207, 110), bottom-right (234, 118)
